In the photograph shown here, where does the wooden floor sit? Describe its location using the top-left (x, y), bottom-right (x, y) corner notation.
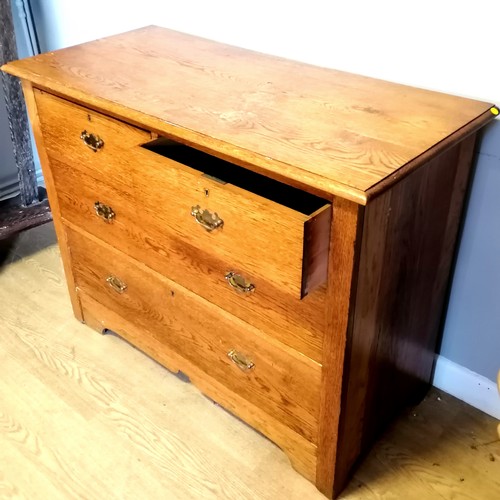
top-left (1, 223), bottom-right (499, 500)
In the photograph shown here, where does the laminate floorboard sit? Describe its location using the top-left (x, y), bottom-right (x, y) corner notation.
top-left (0, 223), bottom-right (499, 500)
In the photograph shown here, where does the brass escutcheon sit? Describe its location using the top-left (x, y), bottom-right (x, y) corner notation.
top-left (191, 205), bottom-right (223, 232)
top-left (94, 201), bottom-right (115, 222)
top-left (106, 275), bottom-right (127, 294)
top-left (80, 130), bottom-right (104, 152)
top-left (227, 349), bottom-right (255, 372)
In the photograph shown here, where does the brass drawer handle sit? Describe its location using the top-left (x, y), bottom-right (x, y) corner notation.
top-left (227, 349), bottom-right (255, 372)
top-left (106, 275), bottom-right (127, 293)
top-left (225, 272), bottom-right (255, 294)
top-left (94, 201), bottom-right (115, 222)
top-left (191, 205), bottom-right (223, 232)
top-left (81, 130), bottom-right (104, 152)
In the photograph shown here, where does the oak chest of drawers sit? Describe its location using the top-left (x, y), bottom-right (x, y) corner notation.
top-left (2, 26), bottom-right (497, 498)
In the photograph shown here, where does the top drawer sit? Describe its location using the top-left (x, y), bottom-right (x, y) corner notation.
top-left (33, 88), bottom-right (151, 185)
top-left (35, 89), bottom-right (332, 299)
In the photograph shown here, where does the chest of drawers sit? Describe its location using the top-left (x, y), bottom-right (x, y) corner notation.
top-left (2, 26), bottom-right (497, 498)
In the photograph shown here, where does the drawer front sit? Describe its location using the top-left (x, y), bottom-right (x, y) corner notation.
top-left (33, 88), bottom-right (151, 183)
top-left (67, 227), bottom-right (322, 443)
top-left (50, 157), bottom-right (325, 361)
top-left (35, 89), bottom-right (331, 301)
top-left (133, 145), bottom-right (331, 300)
top-left (78, 294), bottom-right (318, 482)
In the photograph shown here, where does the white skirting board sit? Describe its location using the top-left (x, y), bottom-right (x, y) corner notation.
top-left (433, 355), bottom-right (500, 419)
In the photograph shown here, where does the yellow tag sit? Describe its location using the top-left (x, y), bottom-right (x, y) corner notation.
top-left (491, 107), bottom-right (499, 116)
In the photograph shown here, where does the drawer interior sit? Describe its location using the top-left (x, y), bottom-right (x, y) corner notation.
top-left (142, 137), bottom-right (327, 215)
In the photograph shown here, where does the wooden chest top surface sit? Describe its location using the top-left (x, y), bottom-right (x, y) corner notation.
top-left (2, 25), bottom-right (495, 203)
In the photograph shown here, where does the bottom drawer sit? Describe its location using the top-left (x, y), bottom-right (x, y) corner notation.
top-left (67, 227), bottom-right (321, 444)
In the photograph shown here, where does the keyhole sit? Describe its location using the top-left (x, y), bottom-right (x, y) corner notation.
top-left (204, 188), bottom-right (209, 197)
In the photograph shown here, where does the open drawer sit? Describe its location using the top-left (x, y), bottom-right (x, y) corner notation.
top-left (135, 137), bottom-right (332, 299)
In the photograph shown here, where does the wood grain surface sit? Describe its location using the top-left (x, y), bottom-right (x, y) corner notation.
top-left (67, 226), bottom-right (321, 445)
top-left (4, 28), bottom-right (497, 500)
top-left (45, 146), bottom-right (326, 362)
top-left (20, 81), bottom-right (83, 321)
top-left (78, 293), bottom-right (319, 483)
top-left (33, 88), bottom-right (152, 166)
top-left (334, 133), bottom-right (479, 493)
top-left (35, 88), bottom-right (331, 300)
top-left (2, 26), bottom-right (495, 203)
top-left (1, 223), bottom-right (500, 500)
top-left (316, 197), bottom-right (363, 496)
top-left (47, 154), bottom-right (326, 361)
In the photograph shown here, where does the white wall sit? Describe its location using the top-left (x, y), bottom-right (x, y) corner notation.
top-left (30, 1), bottom-right (500, 390)
top-left (32, 0), bottom-right (499, 103)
